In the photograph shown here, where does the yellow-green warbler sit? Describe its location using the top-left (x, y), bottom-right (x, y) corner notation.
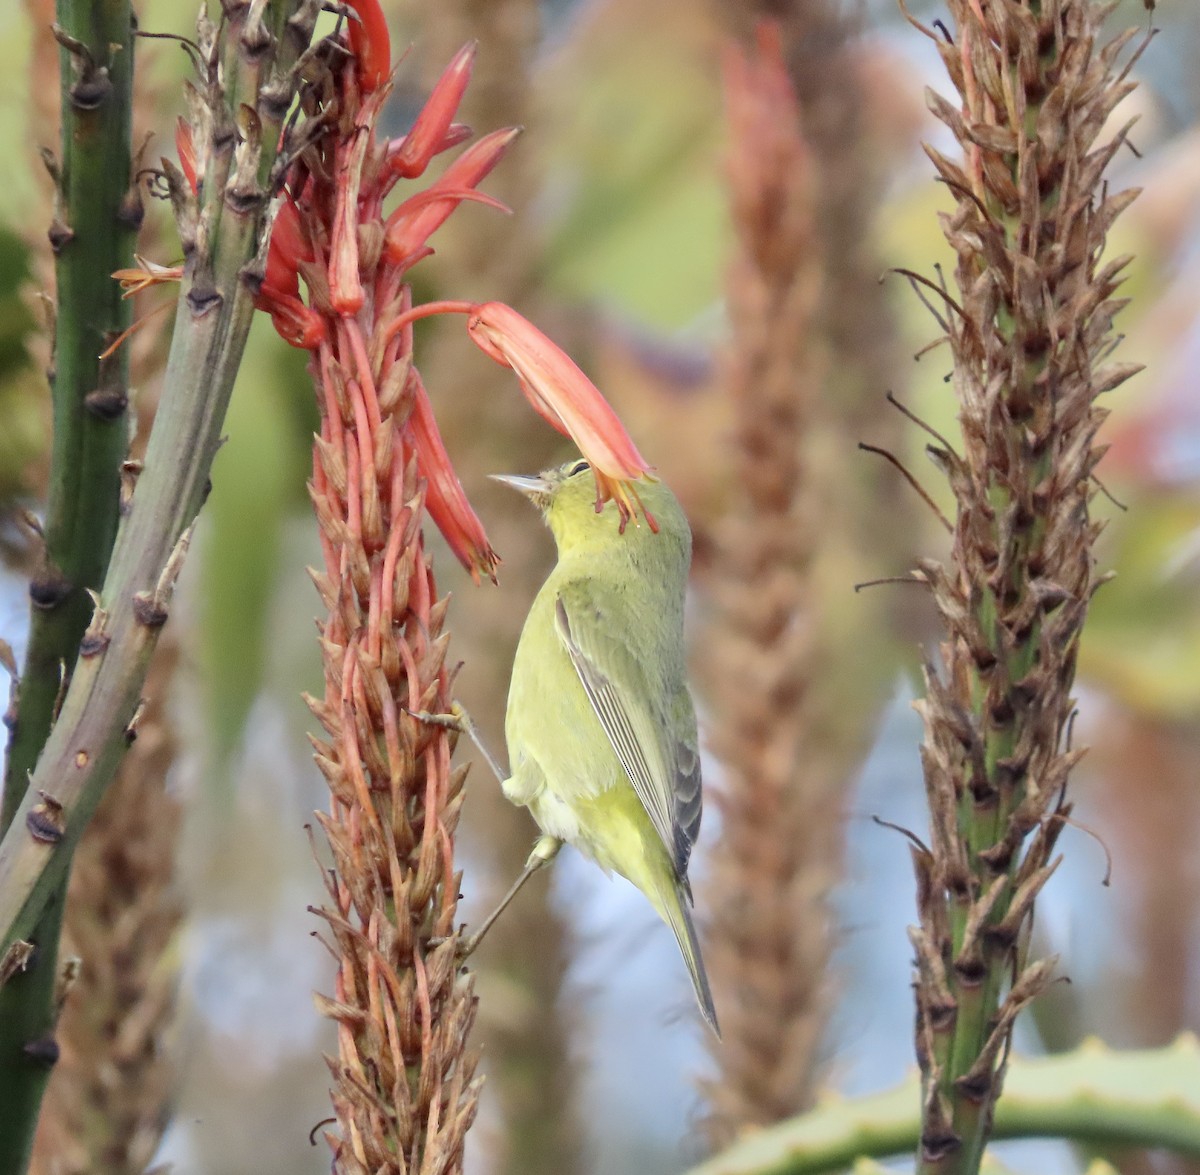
top-left (492, 458), bottom-right (718, 1036)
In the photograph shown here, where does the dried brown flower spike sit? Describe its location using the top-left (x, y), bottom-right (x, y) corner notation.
top-left (700, 23), bottom-right (831, 1145)
top-left (902, 2), bottom-right (1145, 1172)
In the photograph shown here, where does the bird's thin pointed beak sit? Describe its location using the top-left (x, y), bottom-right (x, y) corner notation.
top-left (489, 473), bottom-right (548, 497)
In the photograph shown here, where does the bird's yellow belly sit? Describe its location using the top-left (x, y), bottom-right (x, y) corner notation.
top-left (526, 773), bottom-right (669, 899)
top-left (504, 592), bottom-right (674, 898)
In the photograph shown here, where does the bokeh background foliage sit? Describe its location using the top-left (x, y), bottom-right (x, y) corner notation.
top-left (3, 0), bottom-right (1200, 1172)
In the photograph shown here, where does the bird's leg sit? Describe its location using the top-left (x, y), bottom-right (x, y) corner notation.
top-left (457, 835), bottom-right (562, 958)
top-left (409, 701), bottom-right (508, 785)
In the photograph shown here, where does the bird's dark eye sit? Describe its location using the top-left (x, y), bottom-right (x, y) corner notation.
top-left (568, 460), bottom-right (590, 477)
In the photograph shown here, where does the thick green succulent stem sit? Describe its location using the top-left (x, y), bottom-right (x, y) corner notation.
top-left (0, 4), bottom-right (317, 1171)
top-left (0, 2), bottom-right (135, 1167)
top-left (686, 1038), bottom-right (1200, 1175)
top-left (1, 1), bottom-right (135, 836)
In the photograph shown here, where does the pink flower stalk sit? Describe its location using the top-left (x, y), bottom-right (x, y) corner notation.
top-left (167, 5), bottom-right (658, 1168)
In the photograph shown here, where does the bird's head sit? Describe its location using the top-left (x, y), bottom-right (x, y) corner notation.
top-left (491, 459), bottom-right (688, 557)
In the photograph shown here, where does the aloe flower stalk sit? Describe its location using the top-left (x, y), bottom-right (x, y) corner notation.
top-left (902, 3), bottom-right (1144, 1173)
top-left (700, 22), bottom-right (847, 1144)
top-left (407, 13), bottom-right (585, 1170)
top-left (247, 7), bottom-right (653, 1167)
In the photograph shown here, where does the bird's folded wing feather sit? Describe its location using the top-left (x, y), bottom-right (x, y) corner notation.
top-left (554, 584), bottom-right (700, 879)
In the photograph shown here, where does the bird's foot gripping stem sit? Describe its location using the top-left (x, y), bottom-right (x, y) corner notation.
top-left (455, 835), bottom-right (563, 959)
top-left (408, 701), bottom-right (508, 785)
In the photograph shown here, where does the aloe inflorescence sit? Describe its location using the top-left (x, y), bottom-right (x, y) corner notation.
top-left (701, 24), bottom-right (831, 1144)
top-left (900, 2), bottom-right (1145, 1172)
top-left (238, 4), bottom-right (657, 1167)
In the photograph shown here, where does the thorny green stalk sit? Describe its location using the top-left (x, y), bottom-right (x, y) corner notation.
top-left (0, 4), bottom-right (317, 1171)
top-left (2, 0), bottom-right (135, 833)
top-left (0, 0), bottom-right (135, 1164)
top-left (684, 1037), bottom-right (1200, 1175)
top-left (28, 643), bottom-right (182, 1175)
top-left (901, 3), bottom-right (1144, 1174)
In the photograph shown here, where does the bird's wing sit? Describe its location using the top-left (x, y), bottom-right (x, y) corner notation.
top-left (554, 583), bottom-right (698, 879)
top-left (670, 700), bottom-right (702, 886)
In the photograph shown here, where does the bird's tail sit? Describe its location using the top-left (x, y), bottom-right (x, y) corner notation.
top-left (659, 881), bottom-right (720, 1038)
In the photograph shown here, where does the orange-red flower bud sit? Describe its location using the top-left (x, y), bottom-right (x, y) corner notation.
top-left (380, 298), bottom-right (655, 526)
top-left (271, 197), bottom-right (312, 271)
top-left (466, 303), bottom-right (650, 477)
top-left (261, 290), bottom-right (327, 350)
top-left (382, 127), bottom-right (519, 265)
top-left (407, 372), bottom-right (499, 583)
top-left (343, 0), bottom-right (391, 94)
top-left (388, 42), bottom-right (476, 181)
top-left (330, 162), bottom-right (365, 315)
top-left (465, 302), bottom-right (656, 526)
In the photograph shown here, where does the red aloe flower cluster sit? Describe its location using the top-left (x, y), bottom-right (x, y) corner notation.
top-left (241, 7), bottom-right (653, 566)
top-left (168, 4), bottom-right (653, 1168)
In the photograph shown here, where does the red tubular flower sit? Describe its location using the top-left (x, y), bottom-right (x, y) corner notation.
top-left (387, 42), bottom-right (477, 181)
top-left (382, 127), bottom-right (519, 264)
top-left (465, 302), bottom-right (657, 526)
top-left (385, 123), bottom-right (474, 178)
top-left (342, 0), bottom-right (391, 94)
top-left (382, 299), bottom-right (657, 528)
top-left (407, 372), bottom-right (499, 583)
top-left (267, 196), bottom-right (311, 278)
top-left (267, 293), bottom-right (327, 350)
top-left (256, 198), bottom-right (324, 347)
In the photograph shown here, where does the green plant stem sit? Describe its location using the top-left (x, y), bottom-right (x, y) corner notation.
top-left (0, 1), bottom-right (135, 1166)
top-left (1, 3), bottom-right (135, 835)
top-left (903, 5), bottom-right (1142, 1171)
top-left (0, 4), bottom-right (316, 1171)
top-left (686, 1038), bottom-right (1200, 1175)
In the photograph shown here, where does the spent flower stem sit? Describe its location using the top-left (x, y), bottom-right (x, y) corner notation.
top-left (903, 3), bottom-right (1145, 1173)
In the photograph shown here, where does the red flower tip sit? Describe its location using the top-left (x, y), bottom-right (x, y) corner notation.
top-left (270, 197), bottom-right (312, 271)
top-left (437, 123), bottom-right (474, 153)
top-left (388, 42), bottom-right (477, 181)
top-left (408, 372), bottom-right (499, 583)
top-left (264, 197), bottom-right (311, 296)
top-left (343, 0), bottom-right (391, 94)
top-left (382, 127), bottom-right (520, 265)
top-left (464, 302), bottom-right (656, 528)
top-left (175, 118), bottom-right (198, 193)
top-left (260, 290), bottom-right (327, 350)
